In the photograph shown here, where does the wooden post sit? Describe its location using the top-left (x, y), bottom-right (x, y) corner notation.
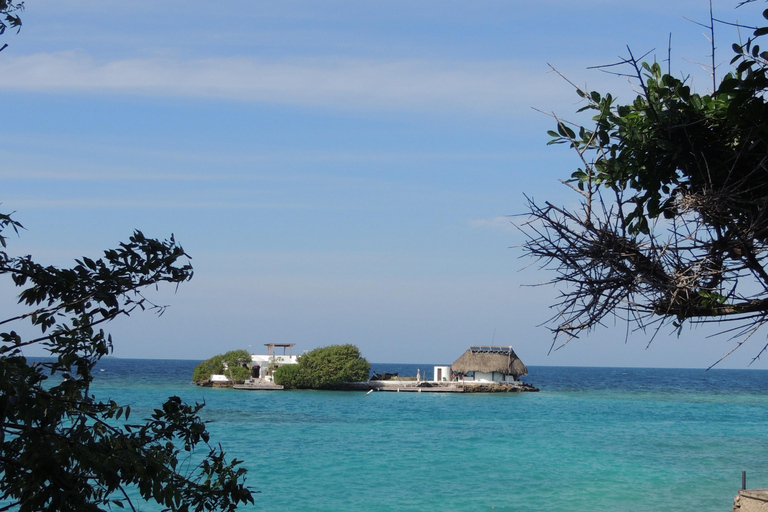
top-left (742, 470), bottom-right (747, 490)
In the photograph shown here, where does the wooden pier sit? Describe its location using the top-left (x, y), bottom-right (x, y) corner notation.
top-left (233, 381), bottom-right (284, 391)
top-left (342, 380), bottom-right (539, 393)
top-left (231, 379), bottom-right (538, 393)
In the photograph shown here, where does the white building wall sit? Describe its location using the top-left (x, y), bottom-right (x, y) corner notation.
top-left (472, 372), bottom-right (518, 383)
top-left (250, 354), bottom-right (298, 365)
top-left (249, 353), bottom-right (299, 381)
top-left (433, 366), bottom-right (452, 382)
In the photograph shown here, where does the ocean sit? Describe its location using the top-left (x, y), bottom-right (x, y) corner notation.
top-left (62, 360), bottom-right (768, 511)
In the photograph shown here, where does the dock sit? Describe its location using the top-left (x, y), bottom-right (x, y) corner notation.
top-left (341, 380), bottom-right (539, 393)
top-left (231, 379), bottom-right (538, 393)
top-left (233, 381), bottom-right (284, 390)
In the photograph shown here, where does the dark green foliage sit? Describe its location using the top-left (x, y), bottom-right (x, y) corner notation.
top-left (551, 58), bottom-right (768, 238)
top-left (522, 7), bottom-right (768, 363)
top-left (273, 363), bottom-right (301, 387)
top-left (0, 214), bottom-right (254, 511)
top-left (226, 365), bottom-right (251, 384)
top-left (274, 344), bottom-right (370, 389)
top-left (193, 356), bottom-right (225, 384)
top-left (221, 349), bottom-right (251, 365)
top-left (193, 349), bottom-right (251, 384)
top-left (0, 1), bottom-right (23, 51)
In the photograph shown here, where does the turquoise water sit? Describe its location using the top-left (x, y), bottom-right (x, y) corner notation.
top-left (87, 360), bottom-right (768, 512)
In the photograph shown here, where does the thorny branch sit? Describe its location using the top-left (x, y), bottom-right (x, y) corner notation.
top-left (520, 40), bottom-right (768, 365)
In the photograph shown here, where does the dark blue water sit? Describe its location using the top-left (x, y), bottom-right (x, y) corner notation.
top-left (87, 358), bottom-right (768, 395)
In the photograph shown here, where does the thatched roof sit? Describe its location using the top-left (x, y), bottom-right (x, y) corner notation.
top-left (451, 346), bottom-right (527, 378)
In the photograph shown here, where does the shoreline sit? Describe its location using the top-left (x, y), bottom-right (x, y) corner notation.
top-left (226, 379), bottom-right (540, 392)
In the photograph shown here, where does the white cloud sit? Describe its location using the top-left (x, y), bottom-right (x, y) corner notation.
top-left (0, 51), bottom-right (571, 115)
top-left (6, 197), bottom-right (327, 210)
top-left (468, 216), bottom-right (515, 232)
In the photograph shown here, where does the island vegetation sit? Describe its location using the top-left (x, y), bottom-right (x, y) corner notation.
top-left (192, 349), bottom-right (252, 385)
top-left (274, 344), bottom-right (370, 389)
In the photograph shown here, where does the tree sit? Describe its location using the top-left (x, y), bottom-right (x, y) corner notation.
top-left (0, 214), bottom-right (254, 511)
top-left (520, 5), bottom-right (768, 365)
top-left (193, 350), bottom-right (252, 385)
top-left (274, 344), bottom-right (370, 389)
top-left (0, 1), bottom-right (23, 52)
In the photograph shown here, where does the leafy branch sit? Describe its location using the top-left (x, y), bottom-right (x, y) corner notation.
top-left (519, 7), bottom-right (768, 365)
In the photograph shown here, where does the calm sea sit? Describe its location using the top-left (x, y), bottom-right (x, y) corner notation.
top-left (53, 360), bottom-right (768, 511)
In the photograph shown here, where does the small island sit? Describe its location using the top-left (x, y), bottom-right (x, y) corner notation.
top-left (193, 344), bottom-right (538, 393)
top-left (193, 344), bottom-right (369, 390)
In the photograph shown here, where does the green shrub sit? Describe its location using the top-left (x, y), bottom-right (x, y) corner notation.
top-left (193, 349), bottom-right (251, 384)
top-left (273, 364), bottom-right (302, 388)
top-left (275, 344), bottom-right (370, 390)
top-left (221, 349), bottom-right (250, 366)
top-left (227, 365), bottom-right (251, 384)
top-left (192, 355), bottom-right (224, 384)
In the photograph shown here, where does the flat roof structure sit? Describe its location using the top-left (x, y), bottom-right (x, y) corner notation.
top-left (265, 343), bottom-right (295, 356)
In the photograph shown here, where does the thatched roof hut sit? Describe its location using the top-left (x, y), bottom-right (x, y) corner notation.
top-left (451, 346), bottom-right (527, 379)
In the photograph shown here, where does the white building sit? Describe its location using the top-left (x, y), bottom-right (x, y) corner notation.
top-left (250, 343), bottom-right (299, 381)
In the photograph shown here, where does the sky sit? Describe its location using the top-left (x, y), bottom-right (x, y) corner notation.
top-left (2, 0), bottom-right (768, 369)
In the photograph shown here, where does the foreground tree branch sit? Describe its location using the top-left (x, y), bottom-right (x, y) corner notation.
top-left (0, 6), bottom-right (254, 510)
top-left (519, 8), bottom-right (768, 363)
top-left (0, 217), bottom-right (255, 511)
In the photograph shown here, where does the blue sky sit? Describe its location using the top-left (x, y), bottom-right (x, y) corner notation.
top-left (2, 0), bottom-right (767, 368)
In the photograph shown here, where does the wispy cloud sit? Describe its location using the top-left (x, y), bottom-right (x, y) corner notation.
top-left (6, 197), bottom-right (337, 210)
top-left (0, 52), bottom-right (569, 115)
top-left (468, 216), bottom-right (516, 232)
top-left (0, 168), bottom-right (224, 182)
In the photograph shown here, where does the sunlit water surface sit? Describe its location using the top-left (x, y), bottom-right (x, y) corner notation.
top-left (53, 361), bottom-right (768, 511)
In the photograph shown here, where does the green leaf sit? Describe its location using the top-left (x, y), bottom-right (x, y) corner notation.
top-left (557, 123), bottom-right (576, 139)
